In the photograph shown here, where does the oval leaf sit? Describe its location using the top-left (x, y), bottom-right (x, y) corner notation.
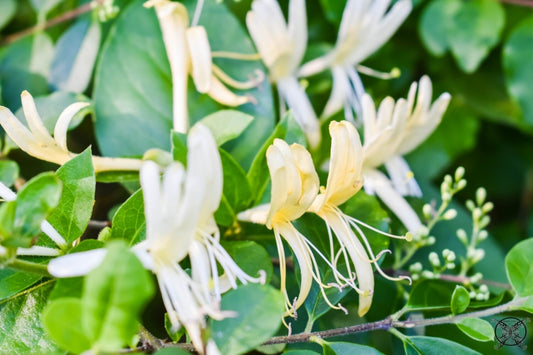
top-left (456, 317), bottom-right (494, 342)
top-left (451, 285), bottom-right (470, 315)
top-left (505, 238), bottom-right (533, 297)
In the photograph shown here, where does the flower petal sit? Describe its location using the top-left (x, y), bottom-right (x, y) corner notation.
top-left (48, 249), bottom-right (107, 277)
top-left (186, 26), bottom-right (213, 93)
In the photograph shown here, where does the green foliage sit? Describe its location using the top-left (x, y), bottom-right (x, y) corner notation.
top-left (505, 238), bottom-right (533, 297)
top-left (43, 241), bottom-right (154, 353)
top-left (0, 283), bottom-right (61, 353)
top-left (211, 284), bottom-right (284, 354)
top-left (0, 172), bottom-right (61, 248)
top-left (503, 15), bottom-right (533, 125)
top-left (198, 110), bottom-right (254, 146)
top-left (109, 189), bottom-right (145, 245)
top-left (47, 149), bottom-right (95, 244)
top-left (405, 336), bottom-right (482, 355)
top-left (455, 317), bottom-right (494, 342)
top-left (419, 0), bottom-right (505, 73)
top-left (450, 285), bottom-right (470, 315)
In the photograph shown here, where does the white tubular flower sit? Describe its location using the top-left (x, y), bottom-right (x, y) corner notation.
top-left (246, 0), bottom-right (321, 149)
top-left (362, 76), bottom-right (451, 234)
top-left (0, 91), bottom-right (143, 173)
top-left (48, 124), bottom-right (263, 355)
top-left (0, 181), bottom-right (66, 254)
top-left (308, 121), bottom-right (410, 316)
top-left (145, 0), bottom-right (260, 133)
top-left (299, 0), bottom-right (412, 121)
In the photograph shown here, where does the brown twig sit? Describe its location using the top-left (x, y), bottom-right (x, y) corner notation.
top-left (1, 0), bottom-right (105, 46)
top-left (499, 0), bottom-right (533, 7)
top-left (389, 269), bottom-right (512, 290)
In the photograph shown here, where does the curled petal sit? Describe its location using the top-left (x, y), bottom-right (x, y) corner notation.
top-left (54, 102), bottom-right (90, 151)
top-left (20, 91), bottom-right (55, 147)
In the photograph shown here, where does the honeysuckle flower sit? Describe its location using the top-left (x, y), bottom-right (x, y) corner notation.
top-left (48, 124), bottom-right (264, 354)
top-left (362, 76), bottom-right (451, 234)
top-left (240, 122), bottom-right (410, 318)
top-left (298, 0), bottom-right (412, 121)
top-left (240, 138), bottom-right (345, 317)
top-left (145, 0), bottom-right (262, 133)
top-left (308, 121), bottom-right (411, 316)
top-left (246, 0), bottom-right (321, 148)
top-left (0, 181), bottom-right (66, 256)
top-left (0, 91), bottom-right (143, 173)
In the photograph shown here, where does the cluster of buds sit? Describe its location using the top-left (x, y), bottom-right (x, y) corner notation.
top-left (408, 248), bottom-right (456, 281)
top-left (91, 0), bottom-right (119, 22)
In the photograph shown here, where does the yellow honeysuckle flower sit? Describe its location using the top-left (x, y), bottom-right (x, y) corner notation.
top-left (299, 0), bottom-right (412, 121)
top-left (246, 0), bottom-right (321, 148)
top-left (362, 76), bottom-right (451, 234)
top-left (145, 0), bottom-right (262, 133)
top-left (309, 121), bottom-right (410, 316)
top-left (0, 91), bottom-right (143, 173)
top-left (240, 121), bottom-right (410, 318)
top-left (48, 125), bottom-right (264, 355)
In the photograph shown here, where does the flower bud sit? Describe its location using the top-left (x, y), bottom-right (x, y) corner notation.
top-left (456, 179), bottom-right (467, 190)
top-left (456, 229), bottom-right (468, 244)
top-left (444, 175), bottom-right (452, 185)
top-left (477, 230), bottom-right (488, 241)
top-left (479, 284), bottom-right (488, 293)
top-left (426, 236), bottom-right (436, 245)
top-left (422, 270), bottom-right (434, 279)
top-left (454, 166), bottom-right (465, 181)
top-left (470, 272), bottom-right (482, 283)
top-left (479, 215), bottom-right (491, 229)
top-left (466, 200), bottom-right (475, 211)
top-left (482, 202), bottom-right (494, 213)
top-left (429, 252), bottom-right (440, 267)
top-left (442, 192), bottom-right (452, 203)
top-left (443, 209), bottom-right (457, 220)
top-left (423, 204), bottom-right (432, 219)
top-left (409, 262), bottom-right (423, 273)
top-left (476, 187), bottom-right (487, 206)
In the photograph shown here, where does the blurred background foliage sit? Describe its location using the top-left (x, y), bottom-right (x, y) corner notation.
top-left (0, 0), bottom-right (532, 353)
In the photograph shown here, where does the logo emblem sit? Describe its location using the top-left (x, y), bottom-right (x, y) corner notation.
top-left (493, 316), bottom-right (528, 350)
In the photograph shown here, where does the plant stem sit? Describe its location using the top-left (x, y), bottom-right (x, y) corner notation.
top-left (9, 258), bottom-right (51, 277)
top-left (1, 0), bottom-right (106, 46)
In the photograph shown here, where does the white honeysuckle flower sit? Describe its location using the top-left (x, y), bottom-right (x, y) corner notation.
top-left (0, 181), bottom-right (66, 254)
top-left (362, 76), bottom-right (451, 234)
top-left (48, 124), bottom-right (264, 355)
top-left (0, 91), bottom-right (143, 173)
top-left (246, 0), bottom-right (321, 148)
top-left (239, 122), bottom-right (410, 318)
top-left (308, 121), bottom-right (411, 316)
top-left (242, 138), bottom-right (345, 317)
top-left (145, 0), bottom-right (261, 133)
top-left (298, 0), bottom-right (412, 121)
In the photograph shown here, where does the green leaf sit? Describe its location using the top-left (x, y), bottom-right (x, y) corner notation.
top-left (456, 317), bottom-right (494, 342)
top-left (406, 280), bottom-right (455, 311)
top-left (0, 34), bottom-right (54, 111)
top-left (171, 131), bottom-right (188, 166)
top-left (406, 336), bottom-right (482, 355)
top-left (222, 240), bottom-right (273, 284)
top-left (211, 284), bottom-right (284, 355)
top-left (82, 241), bottom-right (154, 352)
top-left (505, 238), bottom-right (533, 297)
top-left (282, 351), bottom-right (320, 355)
top-left (9, 172), bottom-right (62, 247)
top-left (0, 282), bottom-right (62, 353)
top-left (503, 15), bottom-right (533, 125)
top-left (448, 0), bottom-right (505, 73)
top-left (197, 110), bottom-right (254, 146)
top-left (419, 0), bottom-right (505, 73)
top-left (220, 149), bottom-right (252, 212)
top-left (49, 18), bottom-right (101, 93)
top-left (0, 160), bottom-right (19, 188)
top-left (109, 189), bottom-right (146, 245)
top-left (42, 298), bottom-right (92, 354)
top-left (419, 0), bottom-right (461, 56)
top-left (93, 0), bottom-right (173, 157)
top-left (164, 313), bottom-right (185, 343)
top-left (329, 342), bottom-right (384, 355)
top-left (0, 0), bottom-right (16, 30)
top-left (0, 269), bottom-right (42, 301)
top-left (30, 0), bottom-right (62, 17)
top-left (450, 285), bottom-right (470, 315)
top-left (214, 194), bottom-right (236, 227)
top-left (47, 148), bottom-right (95, 244)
